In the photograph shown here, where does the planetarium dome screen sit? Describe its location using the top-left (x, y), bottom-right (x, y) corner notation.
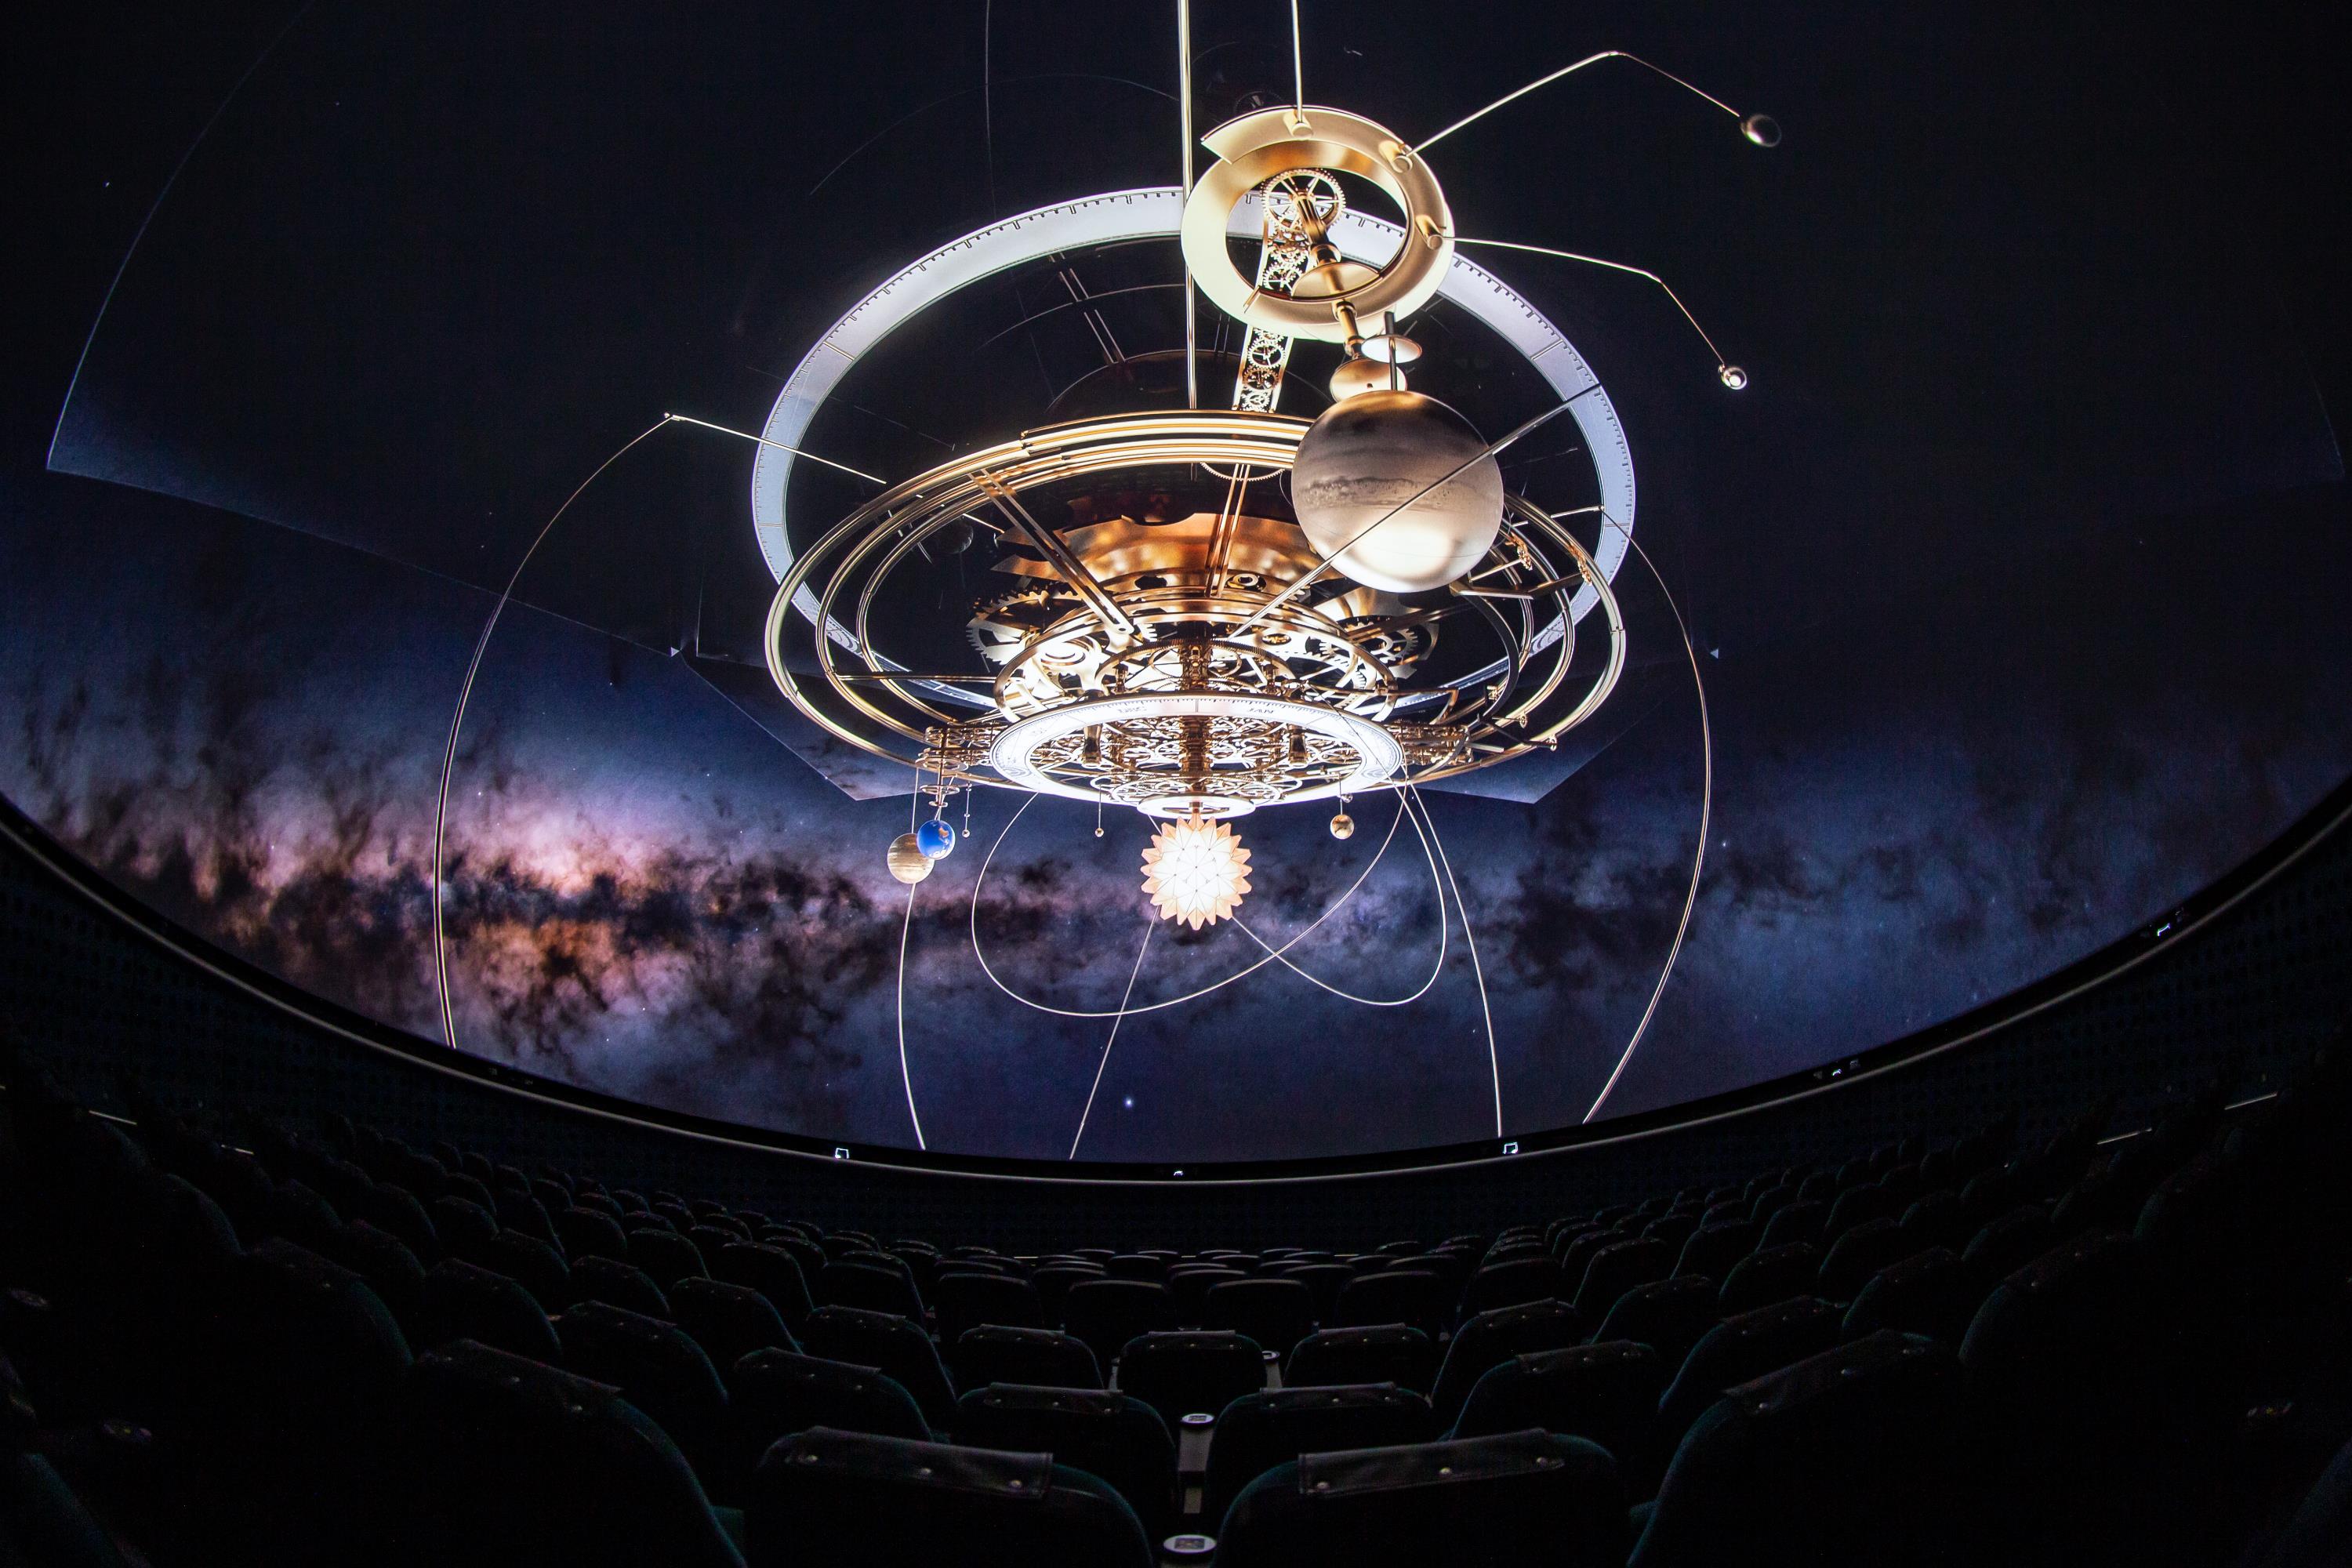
top-left (7, 2), bottom-right (2347, 1170)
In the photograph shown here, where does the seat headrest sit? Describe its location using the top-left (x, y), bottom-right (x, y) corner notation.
top-left (1726, 1330), bottom-right (1946, 1417)
top-left (1515, 1340), bottom-right (1658, 1377)
top-left (975, 1383), bottom-right (1126, 1418)
top-left (1257, 1382), bottom-right (1419, 1416)
top-left (778, 1428), bottom-right (1051, 1501)
top-left (1296, 1429), bottom-right (1573, 1498)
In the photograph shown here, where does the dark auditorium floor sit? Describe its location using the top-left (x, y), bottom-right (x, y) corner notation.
top-left (3, 1040), bottom-right (2349, 1566)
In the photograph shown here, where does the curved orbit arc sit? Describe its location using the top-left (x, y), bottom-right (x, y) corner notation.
top-left (1578, 510), bottom-right (1713, 1123)
top-left (967, 788), bottom-right (1426, 1020)
top-left (430, 418), bottom-right (674, 1052)
top-left (1225, 793), bottom-right (1452, 1007)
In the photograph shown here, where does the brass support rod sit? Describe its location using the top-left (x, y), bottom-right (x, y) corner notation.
top-left (1178, 0), bottom-right (1199, 410)
top-left (979, 481), bottom-right (1142, 638)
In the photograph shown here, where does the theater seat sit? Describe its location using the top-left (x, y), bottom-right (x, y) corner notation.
top-left (499, 1192), bottom-right (564, 1254)
top-left (1428, 1299), bottom-right (1584, 1427)
top-left (1329, 1269), bottom-right (1446, 1338)
top-left (1816, 1216), bottom-right (1911, 1301)
top-left (630, 1228), bottom-right (712, 1289)
top-left (1284, 1324), bottom-right (1439, 1394)
top-left (569, 1254), bottom-right (673, 1318)
top-left (1113, 1330), bottom-right (1265, 1429)
top-left (1757, 1200), bottom-right (1827, 1250)
top-left (953, 1383), bottom-right (1178, 1531)
top-left (310, 1218), bottom-right (428, 1338)
top-left (670, 1276), bottom-right (797, 1372)
top-left (1645, 1295), bottom-right (1842, 1496)
top-left (1279, 1261), bottom-right (1360, 1320)
top-left (1553, 1227), bottom-right (1613, 1278)
top-left (1897, 1189), bottom-right (1966, 1251)
top-left (747, 1428), bottom-right (1152, 1566)
top-left (816, 1259), bottom-right (926, 1319)
top-left (474, 1228), bottom-right (569, 1310)
top-left (1959, 1204), bottom-right (2055, 1288)
top-left (764, 1233), bottom-right (829, 1285)
top-left (3, 1450), bottom-right (134, 1568)
top-left (551, 1205), bottom-right (626, 1267)
top-left (1063, 1279), bottom-right (1178, 1368)
top-left (1630, 1332), bottom-right (1964, 1566)
top-left (1674, 1218), bottom-right (1755, 1282)
top-left (1215, 1428), bottom-right (1625, 1567)
top-left (557, 1300), bottom-right (733, 1486)
top-left (1450, 1339), bottom-right (1667, 1465)
top-left (798, 1305), bottom-right (957, 1428)
top-left (729, 1348), bottom-right (933, 1457)
top-left (419, 1258), bottom-right (561, 1361)
top-left (1167, 1265), bottom-right (1248, 1324)
top-left (931, 1269), bottom-right (1045, 1343)
top-left (1959, 1229), bottom-right (2164, 1563)
top-left (1717, 1242), bottom-right (1820, 1316)
top-left (951, 1324), bottom-right (1103, 1391)
top-left (203, 1240), bottom-right (416, 1559)
top-left (1204, 1276), bottom-right (1317, 1354)
top-left (1458, 1256), bottom-right (1567, 1318)
top-left (430, 1195), bottom-right (499, 1262)
top-left (1203, 1383), bottom-right (1439, 1524)
top-left (263, 1178), bottom-right (343, 1250)
top-left (357, 1184), bottom-right (441, 1261)
top-left (711, 1243), bottom-right (813, 1333)
top-left (1590, 1275), bottom-right (1719, 1370)
top-left (1841, 1247), bottom-right (1976, 1342)
top-left (1822, 1182), bottom-right (1893, 1243)
top-left (394, 1341), bottom-right (744, 1567)
top-left (1572, 1238), bottom-right (1673, 1321)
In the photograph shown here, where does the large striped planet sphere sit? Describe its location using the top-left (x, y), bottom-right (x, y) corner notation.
top-left (1290, 390), bottom-right (1503, 593)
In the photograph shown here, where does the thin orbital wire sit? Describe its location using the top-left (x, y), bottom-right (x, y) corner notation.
top-left (431, 418), bottom-right (674, 1052)
top-left (895, 880), bottom-right (928, 1149)
top-left (968, 789), bottom-right (1412, 1018)
top-left (1408, 782), bottom-right (1503, 1138)
top-left (52, 3), bottom-right (318, 464)
top-left (1068, 918), bottom-right (1157, 1160)
top-left (1580, 511), bottom-right (1712, 1123)
top-left (1229, 790), bottom-right (1450, 1005)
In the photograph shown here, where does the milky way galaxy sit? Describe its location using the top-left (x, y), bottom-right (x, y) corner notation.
top-left (6, 474), bottom-right (2348, 1162)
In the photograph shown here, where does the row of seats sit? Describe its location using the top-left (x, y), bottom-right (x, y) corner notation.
top-left (5, 1035), bottom-right (2350, 1565)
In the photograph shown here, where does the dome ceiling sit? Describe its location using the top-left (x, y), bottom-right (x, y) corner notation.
top-left (4, 0), bottom-right (2347, 1168)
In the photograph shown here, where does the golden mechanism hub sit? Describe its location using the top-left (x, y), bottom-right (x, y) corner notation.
top-left (763, 412), bottom-right (1626, 829)
top-left (765, 102), bottom-right (1632, 921)
top-left (964, 509), bottom-right (1439, 816)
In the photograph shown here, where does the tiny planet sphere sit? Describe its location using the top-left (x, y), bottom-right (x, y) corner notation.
top-left (886, 833), bottom-right (933, 884)
top-left (916, 818), bottom-right (957, 859)
top-left (1290, 390), bottom-right (1504, 593)
top-left (1329, 811), bottom-right (1356, 840)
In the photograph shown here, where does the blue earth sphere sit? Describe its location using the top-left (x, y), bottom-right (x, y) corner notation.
top-left (915, 818), bottom-right (956, 859)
